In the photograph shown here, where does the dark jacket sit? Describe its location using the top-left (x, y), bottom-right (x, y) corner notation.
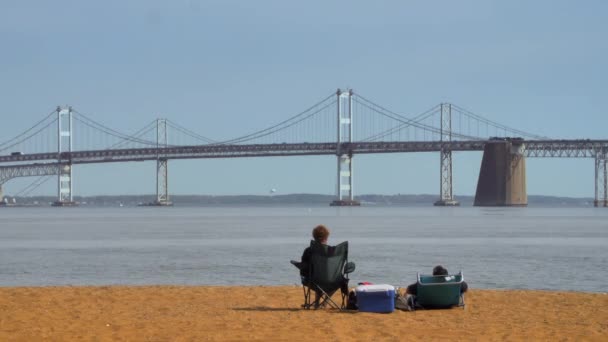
top-left (299, 246), bottom-right (312, 277)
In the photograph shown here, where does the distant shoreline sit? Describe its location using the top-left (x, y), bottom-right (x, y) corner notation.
top-left (1, 193), bottom-right (597, 207)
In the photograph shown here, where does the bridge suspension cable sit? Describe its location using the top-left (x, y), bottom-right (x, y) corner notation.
top-left (72, 110), bottom-right (160, 147)
top-left (13, 175), bottom-right (52, 197)
top-left (107, 120), bottom-right (159, 149)
top-left (353, 94), bottom-right (479, 141)
top-left (449, 104), bottom-right (548, 140)
top-left (165, 119), bottom-right (218, 145)
top-left (0, 111), bottom-right (58, 154)
top-left (0, 109), bottom-right (57, 149)
top-left (216, 92), bottom-right (336, 145)
top-left (357, 102), bottom-right (442, 142)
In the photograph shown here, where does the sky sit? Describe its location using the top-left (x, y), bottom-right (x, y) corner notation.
top-left (1, 0), bottom-right (607, 198)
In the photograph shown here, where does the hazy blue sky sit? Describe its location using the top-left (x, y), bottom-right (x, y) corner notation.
top-left (1, 0), bottom-right (607, 198)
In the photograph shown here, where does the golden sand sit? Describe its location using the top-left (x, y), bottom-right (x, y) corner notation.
top-left (0, 286), bottom-right (606, 341)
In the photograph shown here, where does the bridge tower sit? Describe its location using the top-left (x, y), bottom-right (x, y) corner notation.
top-left (434, 103), bottom-right (459, 206)
top-left (154, 118), bottom-right (172, 206)
top-left (330, 89), bottom-right (360, 206)
top-left (595, 151), bottom-right (607, 207)
top-left (53, 106), bottom-right (77, 206)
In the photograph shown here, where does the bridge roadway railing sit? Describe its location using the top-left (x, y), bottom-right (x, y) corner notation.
top-left (0, 140), bottom-right (607, 165)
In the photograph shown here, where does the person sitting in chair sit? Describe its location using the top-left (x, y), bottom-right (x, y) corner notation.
top-left (290, 225), bottom-right (355, 309)
top-left (299, 224), bottom-right (330, 279)
top-left (406, 265), bottom-right (468, 295)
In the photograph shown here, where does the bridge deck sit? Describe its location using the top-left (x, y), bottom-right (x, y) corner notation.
top-left (0, 140), bottom-right (607, 166)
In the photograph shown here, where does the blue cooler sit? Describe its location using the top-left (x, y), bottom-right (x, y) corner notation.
top-left (355, 284), bottom-right (395, 313)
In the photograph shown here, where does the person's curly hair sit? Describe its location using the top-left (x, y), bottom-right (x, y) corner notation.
top-left (312, 225), bottom-right (330, 242)
top-left (433, 265), bottom-right (448, 276)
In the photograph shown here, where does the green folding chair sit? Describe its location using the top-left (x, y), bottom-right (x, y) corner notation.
top-left (291, 240), bottom-right (355, 310)
top-left (408, 272), bottom-right (466, 310)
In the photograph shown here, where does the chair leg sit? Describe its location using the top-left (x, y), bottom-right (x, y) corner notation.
top-left (313, 286), bottom-right (342, 311)
top-left (302, 285), bottom-right (312, 309)
top-left (316, 295), bottom-right (332, 309)
top-left (314, 291), bottom-right (332, 309)
top-left (407, 295), bottom-right (416, 311)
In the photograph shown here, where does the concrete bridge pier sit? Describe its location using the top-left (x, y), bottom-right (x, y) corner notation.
top-left (595, 153), bottom-right (607, 207)
top-left (474, 139), bottom-right (527, 207)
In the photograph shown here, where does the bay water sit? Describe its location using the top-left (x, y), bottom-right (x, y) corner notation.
top-left (0, 206), bottom-right (606, 292)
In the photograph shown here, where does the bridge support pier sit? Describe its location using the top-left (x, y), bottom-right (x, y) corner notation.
top-left (331, 89), bottom-right (360, 206)
top-left (154, 158), bottom-right (171, 206)
top-left (53, 106), bottom-right (77, 207)
top-left (331, 153), bottom-right (359, 206)
top-left (474, 139), bottom-right (527, 206)
top-left (53, 163), bottom-right (76, 207)
top-left (148, 119), bottom-right (172, 206)
top-left (595, 153), bottom-right (607, 207)
top-left (434, 104), bottom-right (459, 206)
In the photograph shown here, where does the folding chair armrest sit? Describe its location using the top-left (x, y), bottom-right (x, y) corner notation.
top-left (344, 262), bottom-right (356, 274)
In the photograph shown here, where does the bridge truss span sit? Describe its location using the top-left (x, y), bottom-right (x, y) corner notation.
top-left (69, 143), bottom-right (340, 163)
top-left (0, 163), bottom-right (61, 184)
top-left (2, 140), bottom-right (608, 164)
top-left (348, 141), bottom-right (486, 154)
top-left (524, 140), bottom-right (608, 158)
top-left (0, 163), bottom-right (61, 201)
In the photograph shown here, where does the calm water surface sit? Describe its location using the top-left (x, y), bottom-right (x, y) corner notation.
top-left (0, 206), bottom-right (606, 292)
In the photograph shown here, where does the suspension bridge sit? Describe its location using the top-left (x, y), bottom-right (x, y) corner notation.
top-left (0, 89), bottom-right (606, 207)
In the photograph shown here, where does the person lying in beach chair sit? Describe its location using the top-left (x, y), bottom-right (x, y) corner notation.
top-left (403, 265), bottom-right (466, 311)
top-left (290, 225), bottom-right (355, 310)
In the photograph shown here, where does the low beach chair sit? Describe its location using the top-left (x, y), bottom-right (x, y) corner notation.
top-left (408, 271), bottom-right (466, 310)
top-left (291, 240), bottom-right (355, 310)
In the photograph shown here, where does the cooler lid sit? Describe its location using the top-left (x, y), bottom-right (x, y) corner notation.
top-left (355, 284), bottom-right (395, 292)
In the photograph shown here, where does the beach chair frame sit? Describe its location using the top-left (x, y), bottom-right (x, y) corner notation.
top-left (408, 271), bottom-right (466, 311)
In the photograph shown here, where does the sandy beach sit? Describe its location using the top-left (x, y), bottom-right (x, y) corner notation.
top-left (0, 286), bottom-right (606, 341)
